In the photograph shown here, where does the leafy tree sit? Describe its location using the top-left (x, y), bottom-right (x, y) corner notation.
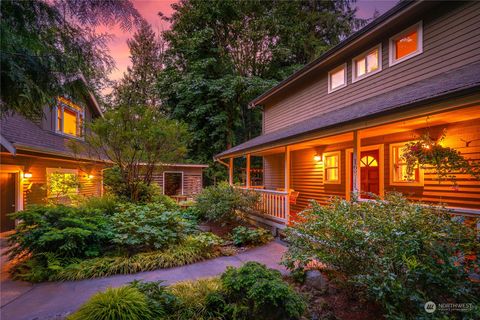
top-left (109, 20), bottom-right (164, 109)
top-left (75, 105), bottom-right (189, 201)
top-left (0, 0), bottom-right (142, 120)
top-left (158, 0), bottom-right (365, 183)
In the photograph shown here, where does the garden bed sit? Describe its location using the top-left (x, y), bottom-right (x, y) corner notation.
top-left (6, 186), bottom-right (274, 283)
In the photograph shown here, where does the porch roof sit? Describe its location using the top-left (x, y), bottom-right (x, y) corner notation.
top-left (215, 62), bottom-right (480, 159)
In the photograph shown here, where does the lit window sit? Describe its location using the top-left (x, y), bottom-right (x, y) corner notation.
top-left (46, 168), bottom-right (80, 201)
top-left (324, 151), bottom-right (340, 184)
top-left (389, 22), bottom-right (423, 66)
top-left (360, 156), bottom-right (378, 167)
top-left (56, 97), bottom-right (84, 138)
top-left (328, 64), bottom-right (346, 93)
top-left (353, 44), bottom-right (381, 82)
top-left (390, 143), bottom-right (423, 186)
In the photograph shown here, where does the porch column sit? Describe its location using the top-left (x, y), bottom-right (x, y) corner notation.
top-left (352, 130), bottom-right (361, 197)
top-left (285, 146), bottom-right (291, 221)
top-left (229, 157), bottom-right (234, 186)
top-left (246, 154), bottom-right (251, 188)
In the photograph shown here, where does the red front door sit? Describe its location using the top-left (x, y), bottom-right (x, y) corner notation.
top-left (350, 150), bottom-right (380, 198)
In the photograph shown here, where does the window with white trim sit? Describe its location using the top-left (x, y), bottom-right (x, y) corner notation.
top-left (324, 151), bottom-right (341, 184)
top-left (390, 143), bottom-right (423, 186)
top-left (389, 22), bottom-right (423, 66)
top-left (352, 44), bottom-right (382, 82)
top-left (55, 96), bottom-right (85, 138)
top-left (328, 64), bottom-right (347, 93)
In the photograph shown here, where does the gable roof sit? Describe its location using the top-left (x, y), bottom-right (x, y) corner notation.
top-left (0, 113), bottom-right (99, 160)
top-left (250, 0), bottom-right (421, 107)
top-left (215, 62), bottom-right (480, 159)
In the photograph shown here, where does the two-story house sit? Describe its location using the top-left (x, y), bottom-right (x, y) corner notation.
top-left (215, 0), bottom-right (480, 230)
top-left (0, 76), bottom-right (106, 232)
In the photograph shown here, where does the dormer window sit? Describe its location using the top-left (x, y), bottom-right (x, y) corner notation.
top-left (328, 64), bottom-right (347, 93)
top-left (389, 22), bottom-right (423, 66)
top-left (55, 97), bottom-right (84, 138)
top-left (352, 44), bottom-right (382, 82)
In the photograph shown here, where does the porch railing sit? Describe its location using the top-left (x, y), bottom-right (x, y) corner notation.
top-left (239, 187), bottom-right (289, 223)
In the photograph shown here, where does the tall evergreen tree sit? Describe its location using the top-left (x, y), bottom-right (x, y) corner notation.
top-left (110, 21), bottom-right (164, 109)
top-left (158, 0), bottom-right (365, 183)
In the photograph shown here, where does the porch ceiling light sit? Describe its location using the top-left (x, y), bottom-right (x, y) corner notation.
top-left (313, 154), bottom-right (322, 162)
top-left (23, 172), bottom-right (33, 178)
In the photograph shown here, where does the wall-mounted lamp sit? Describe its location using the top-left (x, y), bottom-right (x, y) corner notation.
top-left (86, 174), bottom-right (94, 180)
top-left (23, 172), bottom-right (33, 179)
top-left (313, 154), bottom-right (322, 162)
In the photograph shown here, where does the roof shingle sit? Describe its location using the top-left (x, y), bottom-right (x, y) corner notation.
top-left (215, 62), bottom-right (480, 158)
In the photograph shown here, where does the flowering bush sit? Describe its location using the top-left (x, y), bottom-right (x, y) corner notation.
top-left (282, 193), bottom-right (480, 319)
top-left (402, 131), bottom-right (480, 186)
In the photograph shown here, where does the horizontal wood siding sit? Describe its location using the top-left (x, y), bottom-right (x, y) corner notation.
top-left (151, 166), bottom-right (204, 196)
top-left (264, 1), bottom-right (480, 133)
top-left (263, 154), bottom-right (284, 190)
top-left (0, 153), bottom-right (104, 207)
top-left (384, 120), bottom-right (480, 209)
top-left (291, 146), bottom-right (347, 212)
top-left (260, 119), bottom-right (480, 213)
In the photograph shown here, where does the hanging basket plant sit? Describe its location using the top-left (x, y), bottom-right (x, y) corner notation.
top-left (402, 130), bottom-right (480, 186)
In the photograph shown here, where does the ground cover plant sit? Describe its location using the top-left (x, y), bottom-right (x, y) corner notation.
top-left (71, 262), bottom-right (306, 320)
top-left (282, 193), bottom-right (480, 319)
top-left (6, 196), bottom-right (223, 282)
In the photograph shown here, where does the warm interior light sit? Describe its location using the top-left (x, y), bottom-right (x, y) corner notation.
top-left (313, 154), bottom-right (322, 162)
top-left (86, 174), bottom-right (94, 180)
top-left (23, 172), bottom-right (33, 178)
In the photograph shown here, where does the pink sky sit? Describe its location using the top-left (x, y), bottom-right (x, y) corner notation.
top-left (103, 0), bottom-right (397, 89)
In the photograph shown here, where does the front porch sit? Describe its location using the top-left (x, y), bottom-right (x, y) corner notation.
top-left (221, 103), bottom-right (480, 228)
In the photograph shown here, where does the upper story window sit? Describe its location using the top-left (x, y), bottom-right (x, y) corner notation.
top-left (56, 96), bottom-right (84, 138)
top-left (324, 151), bottom-right (341, 184)
top-left (389, 22), bottom-right (423, 66)
top-left (328, 64), bottom-right (347, 93)
top-left (390, 142), bottom-right (423, 186)
top-left (352, 44), bottom-right (382, 82)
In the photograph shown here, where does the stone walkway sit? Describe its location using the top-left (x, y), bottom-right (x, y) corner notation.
top-left (0, 241), bottom-right (287, 320)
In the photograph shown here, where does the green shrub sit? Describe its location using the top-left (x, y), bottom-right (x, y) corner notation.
top-left (231, 226), bottom-right (273, 246)
top-left (53, 233), bottom-right (223, 281)
top-left (68, 286), bottom-right (152, 320)
top-left (8, 205), bottom-right (114, 260)
top-left (111, 203), bottom-right (196, 252)
top-left (77, 194), bottom-right (120, 215)
top-left (152, 193), bottom-right (180, 211)
top-left (195, 182), bottom-right (259, 224)
top-left (129, 280), bottom-right (178, 318)
top-left (220, 262), bottom-right (306, 320)
top-left (283, 193), bottom-right (480, 319)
